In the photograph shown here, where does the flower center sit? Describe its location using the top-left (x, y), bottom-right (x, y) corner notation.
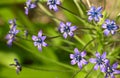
top-left (96, 57), bottom-right (103, 65)
top-left (50, 0), bottom-right (56, 5)
top-left (107, 24), bottom-right (115, 30)
top-left (75, 55), bottom-right (82, 62)
top-left (36, 38), bottom-right (42, 43)
top-left (107, 66), bottom-right (114, 74)
top-left (64, 26), bottom-right (70, 33)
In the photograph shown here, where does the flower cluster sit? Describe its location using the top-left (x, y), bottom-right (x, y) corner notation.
top-left (25, 0), bottom-right (37, 15)
top-left (6, 19), bottom-right (19, 46)
top-left (5, 0), bottom-right (120, 77)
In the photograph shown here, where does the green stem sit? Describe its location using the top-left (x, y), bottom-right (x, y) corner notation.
top-left (14, 42), bottom-right (76, 70)
top-left (73, 0), bottom-right (84, 16)
top-left (25, 65), bottom-right (75, 72)
top-left (81, 38), bottom-right (96, 51)
top-left (84, 65), bottom-right (94, 78)
top-left (57, 5), bottom-right (85, 20)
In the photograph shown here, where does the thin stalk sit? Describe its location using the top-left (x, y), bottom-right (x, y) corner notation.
top-left (73, 0), bottom-right (84, 16)
top-left (57, 5), bottom-right (85, 20)
top-left (15, 42), bottom-right (77, 70)
top-left (25, 66), bottom-right (75, 72)
top-left (81, 38), bottom-right (96, 51)
top-left (86, 0), bottom-right (91, 8)
top-left (84, 65), bottom-right (94, 78)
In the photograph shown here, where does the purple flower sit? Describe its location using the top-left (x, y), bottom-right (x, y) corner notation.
top-left (9, 19), bottom-right (16, 28)
top-left (25, 0), bottom-right (36, 15)
top-left (102, 19), bottom-right (119, 36)
top-left (47, 0), bottom-right (60, 11)
top-left (89, 52), bottom-right (109, 72)
top-left (70, 48), bottom-right (88, 69)
top-left (6, 26), bottom-right (19, 46)
top-left (32, 30), bottom-right (48, 51)
top-left (87, 6), bottom-right (103, 22)
top-left (105, 62), bottom-right (120, 78)
top-left (59, 22), bottom-right (77, 39)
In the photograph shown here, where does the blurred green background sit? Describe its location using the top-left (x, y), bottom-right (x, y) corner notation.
top-left (0, 0), bottom-right (120, 78)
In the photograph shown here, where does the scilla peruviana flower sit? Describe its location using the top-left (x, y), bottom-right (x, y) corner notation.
top-left (87, 6), bottom-right (103, 22)
top-left (89, 52), bottom-right (109, 72)
top-left (102, 19), bottom-right (119, 36)
top-left (104, 62), bottom-right (120, 78)
top-left (59, 22), bottom-right (77, 39)
top-left (6, 26), bottom-right (19, 46)
top-left (70, 48), bottom-right (88, 69)
top-left (32, 30), bottom-right (48, 51)
top-left (47, 0), bottom-right (60, 11)
top-left (25, 0), bottom-right (36, 15)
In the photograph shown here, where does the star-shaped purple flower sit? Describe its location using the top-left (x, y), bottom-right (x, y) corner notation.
top-left (87, 6), bottom-right (103, 22)
top-left (32, 30), bottom-right (48, 51)
top-left (6, 26), bottom-right (19, 46)
top-left (25, 0), bottom-right (36, 15)
top-left (104, 62), bottom-right (120, 78)
top-left (47, 0), bottom-right (60, 11)
top-left (89, 52), bottom-right (109, 72)
top-left (70, 48), bottom-right (88, 69)
top-left (59, 22), bottom-right (77, 39)
top-left (102, 19), bottom-right (119, 36)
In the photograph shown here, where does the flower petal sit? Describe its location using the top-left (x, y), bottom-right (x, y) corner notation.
top-left (38, 30), bottom-right (42, 37)
top-left (66, 22), bottom-right (71, 26)
top-left (60, 22), bottom-right (65, 27)
top-left (81, 59), bottom-right (88, 65)
top-left (53, 5), bottom-right (58, 11)
top-left (34, 42), bottom-right (38, 46)
top-left (100, 64), bottom-right (105, 72)
top-left (7, 39), bottom-right (13, 46)
top-left (94, 16), bottom-right (99, 22)
top-left (70, 54), bottom-right (74, 59)
top-left (88, 16), bottom-right (93, 21)
top-left (32, 35), bottom-right (37, 41)
top-left (42, 42), bottom-right (48, 47)
top-left (105, 19), bottom-right (110, 24)
top-left (63, 32), bottom-right (68, 39)
top-left (104, 29), bottom-right (110, 36)
top-left (38, 44), bottom-right (42, 51)
top-left (111, 30), bottom-right (115, 35)
top-left (30, 3), bottom-right (36, 8)
top-left (112, 62), bottom-right (118, 69)
top-left (41, 36), bottom-right (46, 41)
top-left (89, 58), bottom-right (96, 63)
top-left (95, 52), bottom-right (100, 57)
top-left (71, 60), bottom-right (76, 65)
top-left (81, 51), bottom-right (86, 57)
top-left (25, 8), bottom-right (29, 15)
top-left (94, 64), bottom-right (99, 70)
top-left (70, 26), bottom-right (77, 31)
top-left (102, 24), bottom-right (107, 28)
top-left (74, 48), bottom-right (79, 54)
top-left (96, 6), bottom-right (102, 12)
top-left (78, 62), bottom-right (82, 69)
top-left (68, 32), bottom-right (74, 37)
top-left (113, 70), bottom-right (120, 74)
top-left (101, 52), bottom-right (106, 59)
top-left (110, 74), bottom-right (115, 78)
